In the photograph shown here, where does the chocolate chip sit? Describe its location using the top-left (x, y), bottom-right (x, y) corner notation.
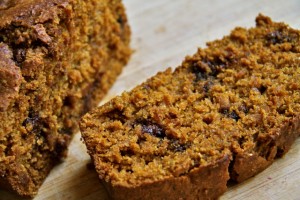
top-left (266, 30), bottom-right (293, 45)
top-left (22, 113), bottom-right (42, 133)
top-left (190, 62), bottom-right (208, 81)
top-left (190, 57), bottom-right (227, 82)
top-left (13, 48), bottom-right (26, 64)
top-left (142, 123), bottom-right (165, 138)
top-left (220, 108), bottom-right (240, 121)
top-left (168, 139), bottom-right (189, 152)
top-left (206, 59), bottom-right (226, 77)
top-left (228, 111), bottom-right (240, 121)
top-left (136, 119), bottom-right (166, 139)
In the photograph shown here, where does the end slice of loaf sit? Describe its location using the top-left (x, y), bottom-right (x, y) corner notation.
top-left (0, 0), bottom-right (131, 197)
top-left (80, 14), bottom-right (300, 200)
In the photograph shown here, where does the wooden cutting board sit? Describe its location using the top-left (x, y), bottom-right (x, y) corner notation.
top-left (1, 0), bottom-right (300, 199)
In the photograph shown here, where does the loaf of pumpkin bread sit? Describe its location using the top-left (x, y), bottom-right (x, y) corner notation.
top-left (0, 0), bottom-right (131, 197)
top-left (80, 15), bottom-right (300, 199)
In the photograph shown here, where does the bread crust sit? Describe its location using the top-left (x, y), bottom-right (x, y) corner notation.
top-left (0, 43), bottom-right (22, 111)
top-left (231, 116), bottom-right (300, 182)
top-left (102, 155), bottom-right (230, 200)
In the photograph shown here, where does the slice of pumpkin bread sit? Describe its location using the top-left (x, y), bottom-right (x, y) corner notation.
top-left (0, 0), bottom-right (131, 197)
top-left (80, 15), bottom-right (300, 200)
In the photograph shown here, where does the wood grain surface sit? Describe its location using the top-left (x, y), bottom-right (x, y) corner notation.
top-left (1, 0), bottom-right (300, 199)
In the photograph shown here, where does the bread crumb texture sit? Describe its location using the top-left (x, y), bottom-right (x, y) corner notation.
top-left (80, 15), bottom-right (300, 200)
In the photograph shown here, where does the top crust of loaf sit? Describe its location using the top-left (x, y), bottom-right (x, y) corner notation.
top-left (0, 43), bottom-right (22, 111)
top-left (0, 0), bottom-right (68, 26)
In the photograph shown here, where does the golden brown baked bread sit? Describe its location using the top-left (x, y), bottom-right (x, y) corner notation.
top-left (80, 15), bottom-right (300, 199)
top-left (0, 0), bottom-right (131, 197)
